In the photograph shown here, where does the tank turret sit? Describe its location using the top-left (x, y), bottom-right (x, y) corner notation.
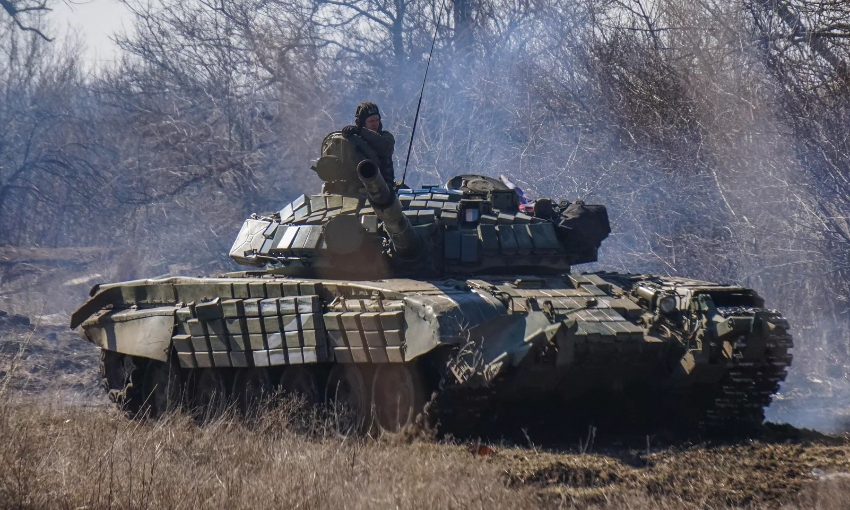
top-left (228, 133), bottom-right (611, 278)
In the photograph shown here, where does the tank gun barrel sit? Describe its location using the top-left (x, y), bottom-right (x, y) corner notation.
top-left (357, 160), bottom-right (422, 257)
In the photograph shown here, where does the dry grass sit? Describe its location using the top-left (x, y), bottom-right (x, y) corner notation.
top-left (2, 326), bottom-right (850, 510)
top-left (502, 435), bottom-right (850, 508)
top-left (0, 400), bottom-right (536, 509)
top-left (0, 394), bottom-right (849, 510)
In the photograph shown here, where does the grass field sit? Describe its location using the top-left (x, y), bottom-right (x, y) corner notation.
top-left (2, 320), bottom-right (850, 509)
top-left (1, 398), bottom-right (849, 509)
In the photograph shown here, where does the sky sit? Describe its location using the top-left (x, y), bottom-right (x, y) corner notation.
top-left (50, 0), bottom-right (133, 67)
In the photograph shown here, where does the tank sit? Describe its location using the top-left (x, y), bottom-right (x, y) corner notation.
top-left (71, 132), bottom-right (793, 435)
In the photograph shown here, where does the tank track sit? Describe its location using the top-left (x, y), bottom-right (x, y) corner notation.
top-left (701, 308), bottom-right (793, 433)
top-left (94, 307), bottom-right (792, 437)
top-left (428, 306), bottom-right (795, 438)
top-left (426, 379), bottom-right (497, 436)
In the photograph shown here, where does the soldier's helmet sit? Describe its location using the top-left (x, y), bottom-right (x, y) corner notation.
top-left (355, 101), bottom-right (381, 129)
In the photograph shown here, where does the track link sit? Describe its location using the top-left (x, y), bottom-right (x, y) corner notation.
top-left (702, 309), bottom-right (793, 433)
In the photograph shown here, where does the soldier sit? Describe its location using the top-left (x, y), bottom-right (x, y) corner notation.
top-left (340, 101), bottom-right (396, 186)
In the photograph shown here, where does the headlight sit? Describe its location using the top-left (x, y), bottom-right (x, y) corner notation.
top-left (659, 295), bottom-right (676, 314)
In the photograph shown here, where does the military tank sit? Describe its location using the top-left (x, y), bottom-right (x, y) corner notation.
top-left (71, 132), bottom-right (793, 435)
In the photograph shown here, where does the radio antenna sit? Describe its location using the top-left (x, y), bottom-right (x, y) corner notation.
top-left (401, 1), bottom-right (445, 185)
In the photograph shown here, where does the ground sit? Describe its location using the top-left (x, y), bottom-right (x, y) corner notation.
top-left (1, 253), bottom-right (849, 509)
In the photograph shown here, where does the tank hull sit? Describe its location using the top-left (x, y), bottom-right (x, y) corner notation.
top-left (74, 271), bottom-right (791, 434)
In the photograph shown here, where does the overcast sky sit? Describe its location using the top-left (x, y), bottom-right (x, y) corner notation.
top-left (51, 0), bottom-right (133, 67)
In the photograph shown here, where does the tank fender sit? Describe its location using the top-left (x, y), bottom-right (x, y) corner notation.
top-left (443, 311), bottom-right (555, 385)
top-left (403, 294), bottom-right (466, 360)
top-left (402, 290), bottom-right (508, 360)
top-left (81, 306), bottom-right (177, 362)
top-left (552, 319), bottom-right (580, 366)
top-left (71, 279), bottom-right (178, 329)
top-left (70, 286), bottom-right (123, 329)
top-left (71, 276), bottom-right (244, 330)
top-left (470, 312), bottom-right (561, 384)
top-left (501, 311), bottom-right (557, 366)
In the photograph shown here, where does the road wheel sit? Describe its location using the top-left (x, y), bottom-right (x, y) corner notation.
top-left (232, 369), bottom-right (271, 418)
top-left (279, 366), bottom-right (320, 406)
top-left (325, 364), bottom-right (370, 435)
top-left (141, 356), bottom-right (183, 418)
top-left (371, 363), bottom-right (425, 434)
top-left (188, 369), bottom-right (228, 421)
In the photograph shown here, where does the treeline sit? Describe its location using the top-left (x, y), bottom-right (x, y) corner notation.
top-left (1, 0), bottom-right (848, 374)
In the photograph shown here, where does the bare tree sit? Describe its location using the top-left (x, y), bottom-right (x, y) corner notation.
top-left (0, 0), bottom-right (51, 40)
top-left (0, 22), bottom-right (108, 246)
top-left (747, 0), bottom-right (850, 295)
top-left (105, 0), bottom-right (324, 202)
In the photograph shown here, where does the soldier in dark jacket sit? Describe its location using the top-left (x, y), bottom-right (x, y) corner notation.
top-left (341, 101), bottom-right (396, 185)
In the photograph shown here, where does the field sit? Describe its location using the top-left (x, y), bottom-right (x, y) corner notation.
top-left (1, 400), bottom-right (849, 510)
top-left (2, 312), bottom-right (850, 510)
